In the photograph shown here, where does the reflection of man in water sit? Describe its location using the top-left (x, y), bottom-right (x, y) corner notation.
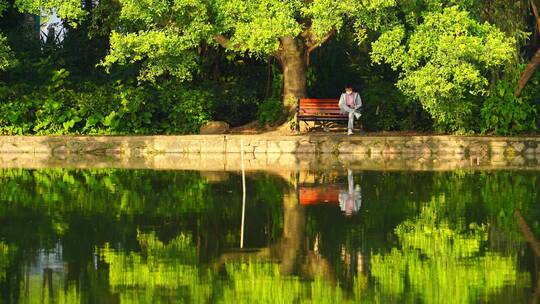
top-left (338, 170), bottom-right (362, 216)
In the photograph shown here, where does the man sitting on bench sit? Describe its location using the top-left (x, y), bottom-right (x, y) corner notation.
top-left (338, 84), bottom-right (362, 135)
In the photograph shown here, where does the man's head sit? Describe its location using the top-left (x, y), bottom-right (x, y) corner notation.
top-left (345, 84), bottom-right (354, 94)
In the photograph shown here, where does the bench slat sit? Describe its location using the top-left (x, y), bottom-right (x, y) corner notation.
top-left (300, 102), bottom-right (339, 104)
top-left (300, 107), bottom-right (342, 110)
top-left (300, 109), bottom-right (342, 112)
top-left (298, 113), bottom-right (346, 116)
top-left (300, 101), bottom-right (338, 104)
top-left (301, 107), bottom-right (340, 110)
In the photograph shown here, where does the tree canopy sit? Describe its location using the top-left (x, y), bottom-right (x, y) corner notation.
top-left (372, 5), bottom-right (515, 132)
top-left (0, 0), bottom-right (538, 134)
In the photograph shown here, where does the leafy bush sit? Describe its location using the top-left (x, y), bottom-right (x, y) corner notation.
top-left (481, 81), bottom-right (537, 135)
top-left (208, 83), bottom-right (259, 127)
top-left (359, 77), bottom-right (432, 132)
top-left (257, 98), bottom-right (284, 126)
top-left (156, 82), bottom-right (213, 134)
top-left (0, 70), bottom-right (211, 135)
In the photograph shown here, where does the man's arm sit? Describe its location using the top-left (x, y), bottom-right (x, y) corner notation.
top-left (339, 94), bottom-right (354, 113)
top-left (354, 93), bottom-right (362, 110)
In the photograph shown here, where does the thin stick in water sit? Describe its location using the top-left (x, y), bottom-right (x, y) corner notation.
top-left (240, 139), bottom-right (246, 248)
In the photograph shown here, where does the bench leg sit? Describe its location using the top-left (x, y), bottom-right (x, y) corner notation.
top-left (295, 117), bottom-right (300, 134)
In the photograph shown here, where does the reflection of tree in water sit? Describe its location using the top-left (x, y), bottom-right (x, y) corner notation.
top-left (100, 231), bottom-right (212, 303)
top-left (0, 242), bottom-right (15, 283)
top-left (1, 169), bottom-right (539, 302)
top-left (370, 195), bottom-right (530, 303)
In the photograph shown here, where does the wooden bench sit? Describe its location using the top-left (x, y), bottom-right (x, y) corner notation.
top-left (295, 98), bottom-right (348, 133)
top-left (298, 185), bottom-right (341, 206)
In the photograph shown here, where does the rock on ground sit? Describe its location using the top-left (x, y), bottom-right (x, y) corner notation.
top-left (200, 121), bottom-right (230, 134)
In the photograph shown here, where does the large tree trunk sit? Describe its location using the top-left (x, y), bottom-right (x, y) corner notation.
top-left (278, 37), bottom-right (308, 113)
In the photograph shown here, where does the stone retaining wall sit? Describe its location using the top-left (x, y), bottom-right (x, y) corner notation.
top-left (1, 152), bottom-right (539, 172)
top-left (1, 135), bottom-right (540, 159)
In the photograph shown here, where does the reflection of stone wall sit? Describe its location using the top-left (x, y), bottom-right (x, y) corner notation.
top-left (2, 152), bottom-right (540, 173)
top-left (2, 137), bottom-right (540, 172)
top-left (1, 135), bottom-right (540, 158)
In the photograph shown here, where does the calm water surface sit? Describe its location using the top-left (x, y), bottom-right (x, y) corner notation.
top-left (0, 168), bottom-right (539, 303)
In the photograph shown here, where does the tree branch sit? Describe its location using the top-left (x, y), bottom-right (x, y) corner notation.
top-left (516, 48), bottom-right (540, 96)
top-left (214, 34), bottom-right (232, 49)
top-left (531, 1), bottom-right (540, 40)
top-left (303, 28), bottom-right (336, 66)
top-left (514, 1), bottom-right (540, 96)
top-left (515, 209), bottom-right (540, 258)
top-left (532, 0), bottom-right (540, 25)
top-left (306, 28), bottom-right (336, 54)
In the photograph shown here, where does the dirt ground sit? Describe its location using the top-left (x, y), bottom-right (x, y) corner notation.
top-left (229, 120), bottom-right (436, 136)
top-left (229, 121), bottom-right (540, 137)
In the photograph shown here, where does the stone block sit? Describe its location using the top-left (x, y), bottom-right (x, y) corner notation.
top-left (279, 141), bottom-right (297, 153)
top-left (186, 141), bottom-right (202, 153)
top-left (508, 155), bottom-right (525, 166)
top-left (266, 142), bottom-right (281, 153)
top-left (511, 142), bottom-right (526, 152)
top-left (524, 148), bottom-right (536, 155)
top-left (296, 142), bottom-right (317, 154)
top-left (200, 139), bottom-right (226, 153)
top-left (338, 143), bottom-right (368, 154)
top-left (382, 146), bottom-right (400, 155)
top-left (319, 141), bottom-right (338, 154)
top-left (490, 141), bottom-right (508, 148)
top-left (490, 147), bottom-right (506, 157)
top-left (254, 144), bottom-right (267, 154)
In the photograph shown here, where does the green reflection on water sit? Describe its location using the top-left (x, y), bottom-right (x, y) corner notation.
top-left (0, 168), bottom-right (538, 303)
top-left (0, 242), bottom-right (15, 283)
top-left (371, 195), bottom-right (530, 303)
top-left (101, 231), bottom-right (212, 303)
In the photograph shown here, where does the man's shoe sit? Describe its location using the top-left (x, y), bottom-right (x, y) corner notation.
top-left (347, 129), bottom-right (353, 136)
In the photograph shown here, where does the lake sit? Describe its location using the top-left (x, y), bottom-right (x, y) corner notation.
top-left (0, 164), bottom-right (539, 303)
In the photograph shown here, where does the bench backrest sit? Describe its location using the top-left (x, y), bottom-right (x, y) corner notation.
top-left (298, 185), bottom-right (341, 205)
top-left (298, 98), bottom-right (342, 116)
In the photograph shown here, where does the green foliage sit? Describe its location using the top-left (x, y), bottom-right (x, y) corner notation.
top-left (0, 242), bottom-right (15, 282)
top-left (71, 231), bottom-right (207, 303)
top-left (371, 195), bottom-right (530, 303)
top-left (0, 0), bottom-right (538, 134)
top-left (13, 0), bottom-right (86, 25)
top-left (208, 82), bottom-right (260, 127)
top-left (360, 77), bottom-right (432, 131)
top-left (154, 81), bottom-right (213, 134)
top-left (520, 69), bottom-right (540, 113)
top-left (481, 80), bottom-right (537, 135)
top-left (102, 0), bottom-right (213, 81)
top-left (1, 168), bottom-right (539, 302)
top-left (101, 0), bottom-right (397, 84)
top-left (0, 169), bottom-right (217, 216)
top-left (0, 70), bottom-right (211, 135)
top-left (371, 6), bottom-right (515, 133)
top-left (100, 231), bottom-right (212, 304)
top-left (221, 261), bottom-right (350, 303)
top-left (258, 97), bottom-right (284, 126)
top-left (0, 34), bottom-right (13, 70)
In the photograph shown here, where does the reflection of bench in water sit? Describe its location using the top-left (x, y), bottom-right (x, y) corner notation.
top-left (298, 185), bottom-right (342, 205)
